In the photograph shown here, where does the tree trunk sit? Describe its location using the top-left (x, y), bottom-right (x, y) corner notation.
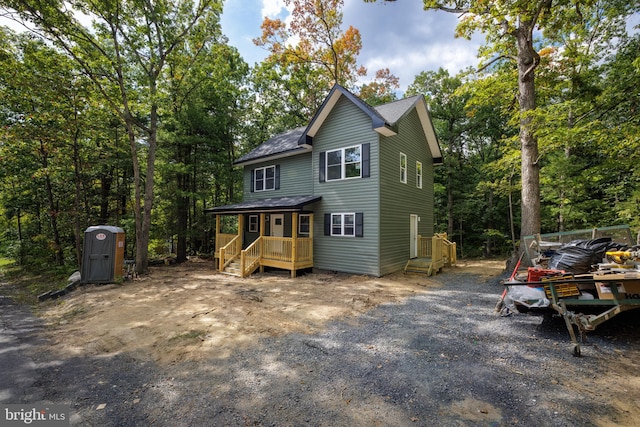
top-left (447, 170), bottom-right (454, 237)
top-left (516, 25), bottom-right (541, 248)
top-left (72, 123), bottom-right (83, 269)
top-left (176, 166), bottom-right (189, 263)
top-left (39, 140), bottom-right (64, 266)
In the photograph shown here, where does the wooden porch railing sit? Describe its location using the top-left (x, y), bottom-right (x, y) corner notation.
top-left (216, 233), bottom-right (237, 257)
top-left (261, 236), bottom-right (313, 271)
top-left (231, 236), bottom-right (314, 278)
top-left (240, 237), bottom-right (262, 277)
top-left (418, 233), bottom-right (457, 268)
top-left (219, 234), bottom-right (241, 271)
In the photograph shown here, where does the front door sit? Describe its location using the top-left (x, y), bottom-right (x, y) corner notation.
top-left (271, 214), bottom-right (284, 237)
top-left (410, 214), bottom-right (418, 258)
top-left (270, 214), bottom-right (284, 255)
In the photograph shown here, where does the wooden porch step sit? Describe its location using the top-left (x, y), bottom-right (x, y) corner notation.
top-left (222, 260), bottom-right (242, 277)
top-left (404, 258), bottom-right (440, 276)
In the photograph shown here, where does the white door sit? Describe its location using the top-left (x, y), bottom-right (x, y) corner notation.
top-left (410, 214), bottom-right (418, 258)
top-left (270, 214), bottom-right (285, 255)
top-left (271, 214), bottom-right (284, 237)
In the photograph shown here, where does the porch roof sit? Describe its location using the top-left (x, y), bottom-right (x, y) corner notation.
top-left (207, 195), bottom-right (322, 215)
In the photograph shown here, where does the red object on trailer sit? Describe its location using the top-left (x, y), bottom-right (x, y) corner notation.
top-left (527, 267), bottom-right (565, 283)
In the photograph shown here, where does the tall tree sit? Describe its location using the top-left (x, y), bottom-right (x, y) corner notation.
top-left (252, 0), bottom-right (398, 131)
top-left (2, 0), bottom-right (224, 273)
top-left (160, 41), bottom-right (248, 262)
top-left (366, 0), bottom-right (638, 252)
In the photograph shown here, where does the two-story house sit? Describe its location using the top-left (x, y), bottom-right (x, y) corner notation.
top-left (210, 84), bottom-right (444, 277)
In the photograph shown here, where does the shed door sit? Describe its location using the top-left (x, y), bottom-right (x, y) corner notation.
top-left (410, 214), bottom-right (418, 259)
top-left (86, 230), bottom-right (114, 282)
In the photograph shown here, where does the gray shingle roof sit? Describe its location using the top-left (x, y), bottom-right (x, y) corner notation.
top-left (206, 195), bottom-right (322, 214)
top-left (374, 95), bottom-right (421, 124)
top-left (234, 87), bottom-right (428, 165)
top-left (234, 127), bottom-right (308, 165)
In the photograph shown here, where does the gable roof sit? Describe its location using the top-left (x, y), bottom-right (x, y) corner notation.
top-left (375, 95), bottom-right (443, 165)
top-left (234, 127), bottom-right (310, 166)
top-left (235, 84), bottom-right (442, 167)
top-left (299, 84), bottom-right (396, 144)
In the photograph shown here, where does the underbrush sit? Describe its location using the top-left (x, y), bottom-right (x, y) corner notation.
top-left (0, 258), bottom-right (75, 305)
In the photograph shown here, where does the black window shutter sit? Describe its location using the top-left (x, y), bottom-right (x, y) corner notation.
top-left (275, 165), bottom-right (280, 190)
top-left (355, 213), bottom-right (364, 237)
top-left (324, 213), bottom-right (331, 236)
top-left (362, 143), bottom-right (370, 178)
top-left (319, 152), bottom-right (326, 182)
top-left (250, 169), bottom-right (255, 192)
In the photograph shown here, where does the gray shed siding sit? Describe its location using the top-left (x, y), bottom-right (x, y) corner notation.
top-left (242, 152), bottom-right (313, 202)
top-left (379, 108), bottom-right (435, 275)
top-left (311, 96), bottom-right (382, 276)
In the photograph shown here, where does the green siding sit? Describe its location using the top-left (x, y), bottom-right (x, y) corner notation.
top-left (379, 108), bottom-right (436, 275)
top-left (311, 96), bottom-right (382, 276)
top-left (242, 152), bottom-right (313, 202)
top-left (236, 94), bottom-right (439, 277)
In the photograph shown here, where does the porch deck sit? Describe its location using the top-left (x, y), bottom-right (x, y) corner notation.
top-left (404, 234), bottom-right (457, 276)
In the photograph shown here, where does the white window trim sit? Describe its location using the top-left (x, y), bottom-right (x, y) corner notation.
top-left (248, 215), bottom-right (259, 233)
top-left (416, 161), bottom-right (423, 189)
top-left (254, 165), bottom-right (276, 192)
top-left (299, 214), bottom-right (311, 236)
top-left (326, 145), bottom-right (362, 181)
top-left (331, 213), bottom-right (356, 237)
top-left (400, 152), bottom-right (407, 184)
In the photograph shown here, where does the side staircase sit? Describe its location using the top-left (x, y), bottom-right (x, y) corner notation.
top-left (404, 233), bottom-right (457, 276)
top-left (221, 258), bottom-right (242, 276)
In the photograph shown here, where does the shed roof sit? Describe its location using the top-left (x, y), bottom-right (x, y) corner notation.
top-left (206, 195), bottom-right (322, 214)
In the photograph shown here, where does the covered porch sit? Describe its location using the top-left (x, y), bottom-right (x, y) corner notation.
top-left (209, 196), bottom-right (321, 278)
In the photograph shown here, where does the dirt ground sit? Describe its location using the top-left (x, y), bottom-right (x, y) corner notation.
top-left (10, 259), bottom-right (640, 425)
top-left (37, 259), bottom-right (504, 364)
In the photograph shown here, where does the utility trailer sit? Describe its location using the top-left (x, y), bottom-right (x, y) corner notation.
top-left (505, 275), bottom-right (640, 356)
top-left (506, 225), bottom-right (640, 356)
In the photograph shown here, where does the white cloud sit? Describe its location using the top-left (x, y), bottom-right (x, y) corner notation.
top-left (261, 0), bottom-right (290, 19)
top-left (344, 1), bottom-right (483, 91)
top-left (222, 0), bottom-right (484, 90)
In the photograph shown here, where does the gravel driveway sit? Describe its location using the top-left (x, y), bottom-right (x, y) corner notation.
top-left (3, 269), bottom-right (640, 426)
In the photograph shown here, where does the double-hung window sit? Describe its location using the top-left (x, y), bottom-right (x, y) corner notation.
top-left (324, 212), bottom-right (364, 237)
top-left (254, 165), bottom-right (276, 191)
top-left (400, 153), bottom-right (407, 184)
top-left (299, 214), bottom-right (311, 236)
top-left (331, 213), bottom-right (355, 236)
top-left (326, 145), bottom-right (361, 181)
top-left (416, 161), bottom-right (423, 189)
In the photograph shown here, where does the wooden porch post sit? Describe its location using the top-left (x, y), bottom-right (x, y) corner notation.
top-left (259, 213), bottom-right (265, 273)
top-left (291, 213), bottom-right (298, 278)
top-left (216, 215), bottom-right (222, 270)
top-left (309, 213), bottom-right (314, 266)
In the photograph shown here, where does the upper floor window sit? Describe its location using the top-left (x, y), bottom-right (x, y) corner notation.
top-left (400, 152), bottom-right (407, 184)
top-left (254, 165), bottom-right (276, 191)
top-left (327, 145), bottom-right (361, 181)
top-left (319, 143), bottom-right (370, 183)
top-left (416, 161), bottom-right (423, 189)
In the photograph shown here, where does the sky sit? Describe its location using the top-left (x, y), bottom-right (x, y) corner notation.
top-left (220, 0), bottom-right (484, 93)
